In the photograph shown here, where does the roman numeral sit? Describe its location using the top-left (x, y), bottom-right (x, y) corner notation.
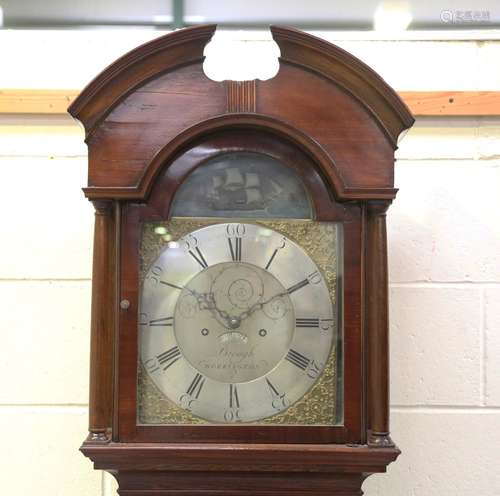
top-left (148, 316), bottom-right (174, 327)
top-left (285, 349), bottom-right (310, 371)
top-left (296, 318), bottom-right (320, 328)
top-left (157, 346), bottom-right (181, 370)
top-left (186, 373), bottom-right (205, 399)
top-left (266, 378), bottom-right (280, 397)
top-left (160, 281), bottom-right (184, 290)
top-left (189, 247), bottom-right (208, 269)
top-left (229, 384), bottom-right (240, 409)
top-left (265, 249), bottom-right (279, 270)
top-left (228, 237), bottom-right (242, 261)
top-left (287, 278), bottom-right (309, 294)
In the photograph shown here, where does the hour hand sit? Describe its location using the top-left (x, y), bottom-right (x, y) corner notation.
top-left (189, 289), bottom-right (233, 326)
top-left (203, 294), bottom-right (242, 329)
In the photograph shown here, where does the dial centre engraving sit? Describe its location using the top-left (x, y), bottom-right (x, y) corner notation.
top-left (174, 262), bottom-right (294, 383)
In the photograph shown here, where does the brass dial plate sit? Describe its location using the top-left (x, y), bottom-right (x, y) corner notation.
top-left (137, 218), bottom-right (341, 425)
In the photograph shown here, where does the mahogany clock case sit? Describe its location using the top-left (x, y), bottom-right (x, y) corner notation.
top-left (119, 129), bottom-right (362, 444)
top-left (69, 23), bottom-right (414, 495)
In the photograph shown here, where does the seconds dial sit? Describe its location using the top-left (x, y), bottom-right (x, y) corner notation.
top-left (140, 223), bottom-right (335, 423)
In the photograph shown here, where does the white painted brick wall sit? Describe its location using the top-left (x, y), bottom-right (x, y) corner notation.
top-left (485, 288), bottom-right (500, 406)
top-left (1, 29), bottom-right (499, 496)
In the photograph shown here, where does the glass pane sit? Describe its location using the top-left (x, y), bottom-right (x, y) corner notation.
top-left (2, 0), bottom-right (499, 29)
top-left (1, 0), bottom-right (171, 26)
top-left (171, 152), bottom-right (313, 219)
top-left (137, 219), bottom-right (343, 425)
top-left (185, 0), bottom-right (373, 25)
top-left (186, 0), bottom-right (500, 28)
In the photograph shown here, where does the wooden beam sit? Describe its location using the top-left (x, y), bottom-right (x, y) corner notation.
top-left (0, 89), bottom-right (79, 114)
top-left (399, 91), bottom-right (500, 116)
top-left (1, 89), bottom-right (500, 117)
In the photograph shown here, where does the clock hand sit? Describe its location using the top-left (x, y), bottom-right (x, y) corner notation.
top-left (203, 293), bottom-right (233, 324)
top-left (236, 289), bottom-right (288, 322)
top-left (186, 287), bottom-right (234, 327)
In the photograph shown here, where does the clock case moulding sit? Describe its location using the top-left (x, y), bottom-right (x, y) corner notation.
top-left (68, 24), bottom-right (414, 496)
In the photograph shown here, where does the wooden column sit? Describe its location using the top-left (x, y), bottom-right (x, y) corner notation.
top-left (88, 200), bottom-right (115, 442)
top-left (366, 201), bottom-right (394, 448)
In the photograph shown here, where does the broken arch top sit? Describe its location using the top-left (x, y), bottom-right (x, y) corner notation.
top-left (69, 24), bottom-right (414, 202)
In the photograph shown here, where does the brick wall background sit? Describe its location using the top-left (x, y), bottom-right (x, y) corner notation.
top-left (0, 29), bottom-right (499, 495)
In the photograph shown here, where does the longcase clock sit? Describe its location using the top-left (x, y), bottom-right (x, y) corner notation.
top-left (69, 25), bottom-right (414, 495)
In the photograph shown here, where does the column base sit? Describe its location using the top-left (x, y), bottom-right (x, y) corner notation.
top-left (367, 431), bottom-right (395, 448)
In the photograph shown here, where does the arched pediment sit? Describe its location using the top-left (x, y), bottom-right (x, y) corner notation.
top-left (270, 26), bottom-right (414, 147)
top-left (68, 24), bottom-right (217, 137)
top-left (69, 25), bottom-right (414, 201)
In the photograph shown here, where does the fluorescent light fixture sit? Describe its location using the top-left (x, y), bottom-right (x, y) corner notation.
top-left (374, 1), bottom-right (412, 31)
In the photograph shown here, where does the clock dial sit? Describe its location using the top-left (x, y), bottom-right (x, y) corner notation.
top-left (139, 223), bottom-right (335, 423)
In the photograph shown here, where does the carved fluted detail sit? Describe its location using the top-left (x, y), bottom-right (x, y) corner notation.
top-left (226, 80), bottom-right (257, 113)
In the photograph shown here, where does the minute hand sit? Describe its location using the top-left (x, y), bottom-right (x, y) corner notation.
top-left (237, 289), bottom-right (289, 322)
